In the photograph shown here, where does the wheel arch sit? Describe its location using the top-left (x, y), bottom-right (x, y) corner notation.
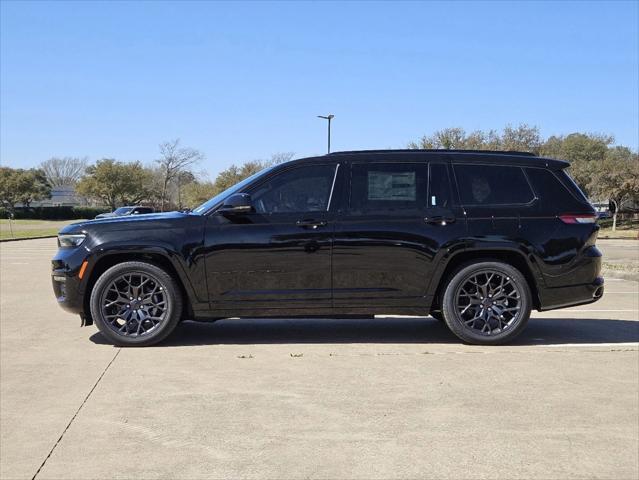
top-left (82, 251), bottom-right (194, 326)
top-left (430, 248), bottom-right (542, 311)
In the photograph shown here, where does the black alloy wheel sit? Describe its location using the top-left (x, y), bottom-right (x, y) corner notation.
top-left (100, 272), bottom-right (168, 337)
top-left (455, 270), bottom-right (521, 335)
top-left (90, 262), bottom-right (183, 346)
top-left (441, 261), bottom-right (531, 345)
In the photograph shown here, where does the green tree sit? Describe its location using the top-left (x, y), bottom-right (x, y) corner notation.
top-left (212, 152), bottom-right (295, 193)
top-left (408, 124), bottom-right (541, 153)
top-left (76, 159), bottom-right (152, 210)
top-left (213, 160), bottom-right (269, 193)
top-left (540, 133), bottom-right (614, 195)
top-left (182, 181), bottom-right (218, 209)
top-left (20, 169), bottom-right (52, 207)
top-left (0, 167), bottom-right (51, 213)
top-left (589, 147), bottom-right (639, 230)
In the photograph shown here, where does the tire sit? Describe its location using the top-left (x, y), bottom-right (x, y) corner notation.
top-left (441, 261), bottom-right (531, 345)
top-left (90, 261), bottom-right (183, 347)
top-left (430, 310), bottom-right (445, 322)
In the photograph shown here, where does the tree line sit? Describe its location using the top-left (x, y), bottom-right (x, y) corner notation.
top-left (0, 125), bottom-right (637, 216)
top-left (0, 139), bottom-right (294, 214)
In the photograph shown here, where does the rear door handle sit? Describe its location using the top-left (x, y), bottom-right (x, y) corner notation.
top-left (296, 219), bottom-right (327, 229)
top-left (424, 215), bottom-right (455, 225)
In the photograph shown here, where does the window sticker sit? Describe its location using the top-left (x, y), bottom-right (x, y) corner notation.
top-left (368, 171), bottom-right (416, 201)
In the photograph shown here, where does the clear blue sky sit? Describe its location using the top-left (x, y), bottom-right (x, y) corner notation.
top-left (1, 1), bottom-right (637, 176)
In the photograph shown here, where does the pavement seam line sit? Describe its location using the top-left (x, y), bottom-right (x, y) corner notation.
top-left (31, 348), bottom-right (122, 480)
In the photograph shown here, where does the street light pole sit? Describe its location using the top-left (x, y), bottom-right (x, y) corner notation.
top-left (317, 114), bottom-right (334, 153)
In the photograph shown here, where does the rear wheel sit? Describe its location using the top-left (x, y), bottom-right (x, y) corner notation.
top-left (90, 261), bottom-right (183, 347)
top-left (441, 261), bottom-right (531, 345)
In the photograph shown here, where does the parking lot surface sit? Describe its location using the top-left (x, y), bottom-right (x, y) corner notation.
top-left (1, 238), bottom-right (637, 479)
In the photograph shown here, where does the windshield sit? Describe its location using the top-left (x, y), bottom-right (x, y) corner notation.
top-left (114, 207), bottom-right (134, 215)
top-left (192, 166), bottom-right (275, 215)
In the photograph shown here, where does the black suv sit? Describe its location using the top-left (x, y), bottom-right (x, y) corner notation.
top-left (52, 150), bottom-right (604, 346)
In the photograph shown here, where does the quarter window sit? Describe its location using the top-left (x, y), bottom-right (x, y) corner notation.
top-left (250, 164), bottom-right (336, 214)
top-left (454, 164), bottom-right (534, 205)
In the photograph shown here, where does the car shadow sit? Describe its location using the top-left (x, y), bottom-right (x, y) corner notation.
top-left (89, 316), bottom-right (639, 347)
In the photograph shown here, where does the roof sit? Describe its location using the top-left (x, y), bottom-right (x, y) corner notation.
top-left (319, 149), bottom-right (570, 169)
top-left (329, 148), bottom-right (536, 157)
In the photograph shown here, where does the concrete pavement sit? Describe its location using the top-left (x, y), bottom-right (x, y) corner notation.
top-left (1, 238), bottom-right (637, 479)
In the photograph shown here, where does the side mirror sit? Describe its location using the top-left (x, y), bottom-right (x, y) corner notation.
top-left (219, 193), bottom-right (254, 215)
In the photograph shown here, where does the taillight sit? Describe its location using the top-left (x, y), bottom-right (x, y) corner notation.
top-left (559, 213), bottom-right (597, 224)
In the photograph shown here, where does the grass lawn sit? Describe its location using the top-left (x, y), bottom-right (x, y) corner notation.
top-left (0, 219), bottom-right (84, 240)
top-left (597, 217), bottom-right (639, 239)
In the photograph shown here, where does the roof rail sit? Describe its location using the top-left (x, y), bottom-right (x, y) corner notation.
top-left (328, 149), bottom-right (537, 157)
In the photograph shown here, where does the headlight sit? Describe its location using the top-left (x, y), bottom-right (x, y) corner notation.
top-left (58, 234), bottom-right (86, 247)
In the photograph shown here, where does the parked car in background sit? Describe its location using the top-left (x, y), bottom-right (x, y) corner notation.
top-left (94, 206), bottom-right (154, 219)
top-left (53, 149), bottom-right (604, 347)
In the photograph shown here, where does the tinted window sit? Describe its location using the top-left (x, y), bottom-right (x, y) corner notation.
top-left (134, 207), bottom-right (153, 214)
top-left (349, 163), bottom-right (428, 215)
top-left (250, 164), bottom-right (336, 214)
top-left (454, 164), bottom-right (534, 205)
top-left (525, 168), bottom-right (588, 209)
top-left (193, 166), bottom-right (275, 214)
top-left (557, 170), bottom-right (590, 204)
top-left (114, 207), bottom-right (133, 215)
top-left (429, 163), bottom-right (452, 208)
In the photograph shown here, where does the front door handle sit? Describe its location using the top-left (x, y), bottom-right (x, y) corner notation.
top-left (296, 219), bottom-right (327, 230)
top-left (424, 215), bottom-right (455, 226)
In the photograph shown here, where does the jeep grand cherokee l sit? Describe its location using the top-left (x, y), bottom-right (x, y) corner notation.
top-left (52, 150), bottom-right (604, 346)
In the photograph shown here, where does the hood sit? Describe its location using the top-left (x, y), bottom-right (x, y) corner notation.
top-left (60, 211), bottom-right (191, 234)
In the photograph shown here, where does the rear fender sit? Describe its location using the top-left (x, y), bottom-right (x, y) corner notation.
top-left (427, 241), bottom-right (545, 311)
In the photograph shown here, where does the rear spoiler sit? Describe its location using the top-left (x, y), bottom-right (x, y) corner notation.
top-left (538, 157), bottom-right (571, 169)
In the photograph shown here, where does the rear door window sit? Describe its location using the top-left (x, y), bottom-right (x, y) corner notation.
top-left (454, 164), bottom-right (534, 205)
top-left (349, 163), bottom-right (428, 215)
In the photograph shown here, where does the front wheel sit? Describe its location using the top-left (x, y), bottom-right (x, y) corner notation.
top-left (441, 261), bottom-right (531, 345)
top-left (90, 261), bottom-right (183, 346)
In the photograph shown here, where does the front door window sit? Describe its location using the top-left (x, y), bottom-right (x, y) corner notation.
top-left (250, 164), bottom-right (337, 214)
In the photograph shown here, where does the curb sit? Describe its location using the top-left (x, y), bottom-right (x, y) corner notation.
top-left (598, 237), bottom-right (639, 241)
top-left (0, 235), bottom-right (57, 243)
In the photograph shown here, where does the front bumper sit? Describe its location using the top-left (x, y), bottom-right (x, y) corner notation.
top-left (51, 245), bottom-right (90, 316)
top-left (51, 271), bottom-right (84, 314)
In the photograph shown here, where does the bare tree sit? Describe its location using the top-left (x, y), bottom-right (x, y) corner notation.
top-left (39, 157), bottom-right (88, 187)
top-left (156, 139), bottom-right (203, 211)
top-left (269, 152), bottom-right (295, 164)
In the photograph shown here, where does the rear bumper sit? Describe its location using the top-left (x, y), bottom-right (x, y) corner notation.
top-left (538, 276), bottom-right (604, 311)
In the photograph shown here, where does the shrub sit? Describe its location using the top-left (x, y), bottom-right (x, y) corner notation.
top-left (0, 206), bottom-right (110, 220)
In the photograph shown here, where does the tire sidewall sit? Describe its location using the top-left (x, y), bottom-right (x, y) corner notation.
top-left (442, 261), bottom-right (531, 345)
top-left (90, 261), bottom-right (182, 347)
